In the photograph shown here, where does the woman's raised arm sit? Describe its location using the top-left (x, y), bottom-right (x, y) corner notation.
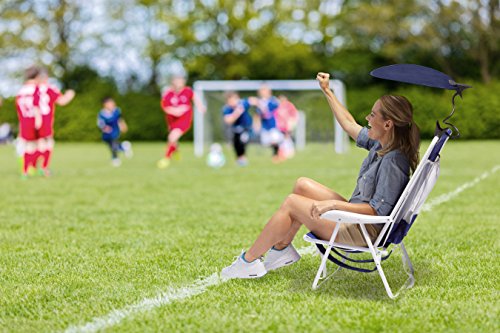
top-left (317, 72), bottom-right (362, 141)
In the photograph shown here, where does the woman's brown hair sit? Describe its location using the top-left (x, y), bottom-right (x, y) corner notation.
top-left (377, 95), bottom-right (420, 173)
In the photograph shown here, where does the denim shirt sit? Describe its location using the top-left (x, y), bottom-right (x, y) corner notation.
top-left (349, 127), bottom-right (410, 222)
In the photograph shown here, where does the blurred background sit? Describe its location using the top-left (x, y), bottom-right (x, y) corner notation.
top-left (0, 0), bottom-right (498, 142)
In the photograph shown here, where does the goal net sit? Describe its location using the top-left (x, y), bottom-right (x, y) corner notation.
top-left (192, 79), bottom-right (348, 157)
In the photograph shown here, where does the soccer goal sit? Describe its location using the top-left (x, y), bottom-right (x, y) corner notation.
top-left (192, 79), bottom-right (348, 157)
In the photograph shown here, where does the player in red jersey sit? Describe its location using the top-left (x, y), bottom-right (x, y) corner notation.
top-left (16, 66), bottom-right (42, 178)
top-left (34, 67), bottom-right (75, 176)
top-left (15, 66), bottom-right (75, 178)
top-left (157, 74), bottom-right (205, 169)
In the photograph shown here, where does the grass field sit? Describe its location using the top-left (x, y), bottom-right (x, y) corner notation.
top-left (0, 140), bottom-right (499, 333)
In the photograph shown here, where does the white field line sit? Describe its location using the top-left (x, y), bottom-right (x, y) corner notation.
top-left (64, 273), bottom-right (221, 333)
top-left (64, 246), bottom-right (318, 333)
top-left (421, 164), bottom-right (499, 212)
top-left (65, 273), bottom-right (221, 333)
top-left (64, 165), bottom-right (499, 333)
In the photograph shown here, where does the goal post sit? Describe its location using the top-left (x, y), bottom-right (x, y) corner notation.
top-left (193, 79), bottom-right (348, 157)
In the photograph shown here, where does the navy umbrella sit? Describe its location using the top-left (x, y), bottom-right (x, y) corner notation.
top-left (369, 64), bottom-right (471, 138)
top-left (370, 64), bottom-right (471, 95)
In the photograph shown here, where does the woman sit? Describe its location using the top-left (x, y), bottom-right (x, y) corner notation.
top-left (221, 72), bottom-right (420, 279)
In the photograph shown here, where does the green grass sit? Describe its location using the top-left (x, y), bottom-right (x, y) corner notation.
top-left (0, 140), bottom-right (499, 333)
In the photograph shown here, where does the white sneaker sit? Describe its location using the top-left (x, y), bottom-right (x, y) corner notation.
top-left (122, 141), bottom-right (133, 158)
top-left (221, 252), bottom-right (267, 279)
top-left (263, 244), bottom-right (301, 271)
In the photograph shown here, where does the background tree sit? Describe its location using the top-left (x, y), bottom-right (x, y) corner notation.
top-left (339, 0), bottom-right (499, 82)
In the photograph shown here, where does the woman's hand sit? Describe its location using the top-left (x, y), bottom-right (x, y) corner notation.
top-left (316, 71), bottom-right (363, 141)
top-left (316, 72), bottom-right (331, 92)
top-left (310, 200), bottom-right (337, 220)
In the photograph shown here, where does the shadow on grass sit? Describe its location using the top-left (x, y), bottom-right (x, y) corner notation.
top-left (285, 256), bottom-right (437, 302)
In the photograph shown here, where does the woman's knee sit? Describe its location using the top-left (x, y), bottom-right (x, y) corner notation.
top-left (293, 177), bottom-right (312, 195)
top-left (282, 193), bottom-right (298, 210)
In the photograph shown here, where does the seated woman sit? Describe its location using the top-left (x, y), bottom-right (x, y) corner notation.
top-left (221, 72), bottom-right (420, 279)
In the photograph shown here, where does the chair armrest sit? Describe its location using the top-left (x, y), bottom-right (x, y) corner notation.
top-left (320, 210), bottom-right (392, 225)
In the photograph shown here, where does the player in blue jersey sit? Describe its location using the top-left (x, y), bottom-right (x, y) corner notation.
top-left (249, 84), bottom-right (284, 163)
top-left (222, 91), bottom-right (253, 166)
top-left (97, 97), bottom-right (132, 167)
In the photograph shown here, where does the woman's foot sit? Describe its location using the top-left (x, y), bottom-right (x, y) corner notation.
top-left (263, 244), bottom-right (301, 271)
top-left (221, 252), bottom-right (267, 279)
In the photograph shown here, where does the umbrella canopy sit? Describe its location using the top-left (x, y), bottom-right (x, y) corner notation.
top-left (370, 64), bottom-right (471, 94)
top-left (370, 64), bottom-right (471, 139)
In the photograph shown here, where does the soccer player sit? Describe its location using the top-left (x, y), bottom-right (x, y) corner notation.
top-left (249, 84), bottom-right (283, 163)
top-left (157, 74), bottom-right (205, 169)
top-left (276, 95), bottom-right (299, 159)
top-left (97, 97), bottom-right (132, 167)
top-left (15, 66), bottom-right (42, 178)
top-left (35, 67), bottom-right (75, 176)
top-left (222, 91), bottom-right (253, 166)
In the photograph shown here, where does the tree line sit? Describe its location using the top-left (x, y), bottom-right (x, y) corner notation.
top-left (0, 0), bottom-right (498, 141)
top-left (1, 0), bottom-right (497, 91)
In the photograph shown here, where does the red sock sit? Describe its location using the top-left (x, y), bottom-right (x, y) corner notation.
top-left (41, 149), bottom-right (52, 169)
top-left (165, 143), bottom-right (177, 158)
top-left (23, 152), bottom-right (35, 174)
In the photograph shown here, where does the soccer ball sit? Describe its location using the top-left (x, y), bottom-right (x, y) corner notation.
top-left (206, 143), bottom-right (226, 168)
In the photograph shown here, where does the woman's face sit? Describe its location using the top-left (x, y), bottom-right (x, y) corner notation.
top-left (366, 100), bottom-right (391, 142)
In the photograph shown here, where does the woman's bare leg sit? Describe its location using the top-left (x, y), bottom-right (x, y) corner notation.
top-left (293, 177), bottom-right (347, 201)
top-left (270, 177), bottom-right (348, 250)
top-left (245, 193), bottom-right (340, 261)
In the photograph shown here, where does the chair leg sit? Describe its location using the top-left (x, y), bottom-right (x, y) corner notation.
top-left (312, 245), bottom-right (332, 290)
top-left (359, 225), bottom-right (397, 299)
top-left (400, 242), bottom-right (415, 289)
top-left (400, 242), bottom-right (414, 274)
top-left (372, 243), bottom-right (418, 299)
top-left (313, 224), bottom-right (342, 289)
top-left (313, 247), bottom-right (328, 278)
top-left (313, 248), bottom-right (349, 290)
top-left (374, 259), bottom-right (396, 299)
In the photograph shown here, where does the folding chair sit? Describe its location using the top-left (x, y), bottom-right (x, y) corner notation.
top-left (303, 128), bottom-right (452, 299)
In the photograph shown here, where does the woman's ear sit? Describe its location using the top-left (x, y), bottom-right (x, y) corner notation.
top-left (384, 120), bottom-right (393, 130)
